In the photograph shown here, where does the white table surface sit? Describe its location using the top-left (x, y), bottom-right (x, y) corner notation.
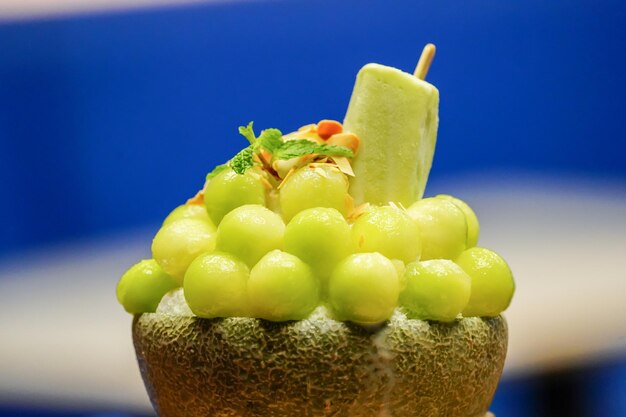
top-left (1, 172), bottom-right (625, 411)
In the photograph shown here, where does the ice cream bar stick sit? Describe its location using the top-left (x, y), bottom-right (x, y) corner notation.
top-left (414, 43), bottom-right (436, 80)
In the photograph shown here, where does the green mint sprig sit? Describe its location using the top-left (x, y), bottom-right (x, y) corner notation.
top-left (207, 122), bottom-right (354, 177)
top-left (273, 139), bottom-right (354, 160)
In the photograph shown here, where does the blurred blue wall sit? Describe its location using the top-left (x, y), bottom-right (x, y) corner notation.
top-left (1, 0), bottom-right (625, 258)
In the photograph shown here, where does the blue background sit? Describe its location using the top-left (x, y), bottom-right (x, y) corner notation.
top-left (1, 0), bottom-right (625, 259)
top-left (1, 0), bottom-right (625, 416)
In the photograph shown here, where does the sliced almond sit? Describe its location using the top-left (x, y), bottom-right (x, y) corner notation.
top-left (283, 130), bottom-right (324, 144)
top-left (273, 154), bottom-right (317, 179)
top-left (298, 123), bottom-right (318, 132)
top-left (327, 132), bottom-right (360, 154)
top-left (332, 156), bottom-right (355, 177)
top-left (277, 167), bottom-right (296, 190)
top-left (273, 158), bottom-right (300, 179)
top-left (314, 166), bottom-right (329, 178)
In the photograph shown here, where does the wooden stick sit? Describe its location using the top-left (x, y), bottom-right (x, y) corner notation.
top-left (414, 43), bottom-right (436, 80)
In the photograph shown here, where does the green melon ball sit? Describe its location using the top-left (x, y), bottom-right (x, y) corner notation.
top-left (152, 219), bottom-right (216, 284)
top-left (284, 207), bottom-right (353, 281)
top-left (436, 194), bottom-right (480, 247)
top-left (279, 165), bottom-right (351, 222)
top-left (204, 168), bottom-right (267, 225)
top-left (163, 204), bottom-right (215, 229)
top-left (400, 260), bottom-right (471, 322)
top-left (183, 252), bottom-right (250, 318)
top-left (248, 250), bottom-right (319, 321)
top-left (116, 259), bottom-right (179, 314)
top-left (456, 247), bottom-right (515, 317)
top-left (328, 253), bottom-right (400, 324)
top-left (215, 204), bottom-right (285, 268)
top-left (351, 205), bottom-right (421, 263)
top-left (407, 197), bottom-right (468, 260)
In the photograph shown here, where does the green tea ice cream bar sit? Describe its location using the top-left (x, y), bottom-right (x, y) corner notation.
top-left (344, 63), bottom-right (439, 206)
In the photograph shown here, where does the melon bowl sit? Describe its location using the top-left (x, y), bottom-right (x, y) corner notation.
top-left (132, 307), bottom-right (507, 417)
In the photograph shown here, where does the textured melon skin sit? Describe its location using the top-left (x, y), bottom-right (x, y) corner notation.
top-left (133, 311), bottom-right (507, 417)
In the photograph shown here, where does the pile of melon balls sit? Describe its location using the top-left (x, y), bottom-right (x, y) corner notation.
top-left (117, 164), bottom-right (515, 325)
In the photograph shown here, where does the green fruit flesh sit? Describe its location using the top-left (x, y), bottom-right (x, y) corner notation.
top-left (351, 205), bottom-right (421, 263)
top-left (284, 207), bottom-right (352, 281)
top-left (162, 204), bottom-right (215, 229)
top-left (204, 168), bottom-right (266, 225)
top-left (400, 259), bottom-right (471, 322)
top-left (215, 204), bottom-right (285, 268)
top-left (135, 196), bottom-right (511, 322)
top-left (344, 63), bottom-right (439, 207)
top-left (437, 194), bottom-right (480, 247)
top-left (279, 165), bottom-right (350, 222)
top-left (408, 197), bottom-right (468, 260)
top-left (456, 247), bottom-right (515, 317)
top-left (328, 253), bottom-right (400, 324)
top-left (151, 219), bottom-right (216, 283)
top-left (183, 252), bottom-right (250, 318)
top-left (248, 250), bottom-right (319, 321)
top-left (116, 259), bottom-right (178, 314)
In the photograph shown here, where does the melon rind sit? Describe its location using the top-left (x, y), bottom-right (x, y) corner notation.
top-left (133, 309), bottom-right (507, 417)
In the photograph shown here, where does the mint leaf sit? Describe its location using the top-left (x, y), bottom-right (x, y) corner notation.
top-left (238, 122), bottom-right (256, 145)
top-left (256, 128), bottom-right (283, 153)
top-left (206, 163), bottom-right (229, 180)
top-left (230, 146), bottom-right (254, 174)
top-left (274, 140), bottom-right (354, 160)
top-left (317, 143), bottom-right (354, 158)
top-left (238, 123), bottom-right (283, 154)
top-left (229, 123), bottom-right (352, 176)
top-left (273, 140), bottom-right (317, 159)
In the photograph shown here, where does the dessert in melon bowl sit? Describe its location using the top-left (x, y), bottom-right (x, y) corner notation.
top-left (116, 44), bottom-right (514, 417)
